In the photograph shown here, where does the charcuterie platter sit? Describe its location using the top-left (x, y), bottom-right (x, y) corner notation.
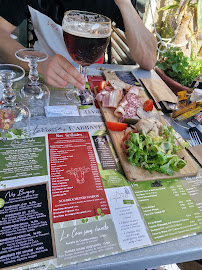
top-left (94, 69), bottom-right (199, 181)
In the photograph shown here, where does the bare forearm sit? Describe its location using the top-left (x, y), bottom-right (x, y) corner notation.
top-left (115, 1), bottom-right (157, 70)
top-left (0, 29), bottom-right (29, 71)
top-left (0, 16), bottom-right (86, 90)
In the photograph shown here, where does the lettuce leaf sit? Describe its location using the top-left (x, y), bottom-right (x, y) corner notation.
top-left (124, 126), bottom-right (188, 175)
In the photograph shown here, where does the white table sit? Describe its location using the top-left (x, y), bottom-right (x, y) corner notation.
top-left (2, 63), bottom-right (201, 270)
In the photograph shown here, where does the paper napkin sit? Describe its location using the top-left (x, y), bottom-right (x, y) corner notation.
top-left (45, 105), bottom-right (79, 117)
top-left (140, 78), bottom-right (178, 109)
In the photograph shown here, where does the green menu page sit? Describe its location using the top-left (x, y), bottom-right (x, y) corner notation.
top-left (130, 178), bottom-right (202, 241)
top-left (0, 137), bottom-right (48, 181)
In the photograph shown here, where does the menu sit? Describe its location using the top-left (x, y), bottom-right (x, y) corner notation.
top-left (0, 183), bottom-right (55, 269)
top-left (48, 132), bottom-right (110, 223)
top-left (105, 186), bottom-right (152, 250)
top-left (0, 137), bottom-right (48, 181)
top-left (130, 178), bottom-right (202, 241)
top-left (92, 135), bottom-right (117, 170)
top-left (1, 122), bottom-right (202, 270)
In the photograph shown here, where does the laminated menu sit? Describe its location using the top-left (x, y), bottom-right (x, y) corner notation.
top-left (0, 183), bottom-right (55, 269)
top-left (48, 132), bottom-right (111, 223)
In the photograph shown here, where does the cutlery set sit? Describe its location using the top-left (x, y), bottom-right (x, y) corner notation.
top-left (189, 127), bottom-right (202, 146)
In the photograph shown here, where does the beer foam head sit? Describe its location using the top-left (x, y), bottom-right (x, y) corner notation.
top-left (62, 10), bottom-right (111, 38)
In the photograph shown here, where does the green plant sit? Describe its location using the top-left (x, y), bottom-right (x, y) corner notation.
top-left (157, 0), bottom-right (201, 59)
top-left (156, 47), bottom-right (202, 87)
top-left (158, 0), bottom-right (200, 28)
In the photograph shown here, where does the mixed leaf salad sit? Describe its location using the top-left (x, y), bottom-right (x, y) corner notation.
top-left (124, 126), bottom-right (189, 176)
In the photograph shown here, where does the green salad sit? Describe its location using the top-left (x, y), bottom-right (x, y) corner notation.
top-left (124, 126), bottom-right (189, 176)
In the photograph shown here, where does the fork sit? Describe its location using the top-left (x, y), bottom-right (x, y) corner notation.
top-left (189, 130), bottom-right (202, 146)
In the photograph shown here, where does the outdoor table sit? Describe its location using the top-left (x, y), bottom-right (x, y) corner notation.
top-left (0, 63), bottom-right (202, 270)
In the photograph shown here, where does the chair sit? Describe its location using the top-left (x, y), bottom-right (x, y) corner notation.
top-left (106, 0), bottom-right (147, 65)
top-left (108, 25), bottom-right (135, 65)
top-left (11, 19), bottom-right (27, 47)
top-left (27, 14), bottom-right (37, 48)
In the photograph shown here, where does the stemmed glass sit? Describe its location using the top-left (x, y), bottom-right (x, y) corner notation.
top-left (15, 48), bottom-right (50, 116)
top-left (62, 10), bottom-right (111, 103)
top-left (0, 64), bottom-right (30, 139)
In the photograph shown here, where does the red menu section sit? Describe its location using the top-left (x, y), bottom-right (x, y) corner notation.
top-left (48, 132), bottom-right (110, 223)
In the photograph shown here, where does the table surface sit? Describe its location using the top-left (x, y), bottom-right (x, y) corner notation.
top-left (1, 63), bottom-right (201, 270)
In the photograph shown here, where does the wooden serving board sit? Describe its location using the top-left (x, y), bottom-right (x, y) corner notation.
top-left (95, 86), bottom-right (199, 182)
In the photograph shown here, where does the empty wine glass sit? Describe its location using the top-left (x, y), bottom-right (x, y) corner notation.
top-left (0, 64), bottom-right (30, 139)
top-left (15, 48), bottom-right (50, 116)
top-left (62, 10), bottom-right (111, 103)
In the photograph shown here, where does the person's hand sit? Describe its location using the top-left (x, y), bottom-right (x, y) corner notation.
top-left (38, 54), bottom-right (86, 90)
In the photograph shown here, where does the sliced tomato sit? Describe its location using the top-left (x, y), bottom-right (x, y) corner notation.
top-left (97, 80), bottom-right (107, 92)
top-left (121, 129), bottom-right (138, 151)
top-left (143, 99), bottom-right (153, 111)
top-left (106, 121), bottom-right (128, 131)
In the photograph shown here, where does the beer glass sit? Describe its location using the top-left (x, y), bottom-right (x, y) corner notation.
top-left (0, 64), bottom-right (30, 140)
top-left (62, 10), bottom-right (111, 101)
top-left (15, 48), bottom-right (50, 116)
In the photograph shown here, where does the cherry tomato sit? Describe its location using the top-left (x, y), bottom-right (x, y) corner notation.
top-left (106, 121), bottom-right (128, 131)
top-left (143, 99), bottom-right (153, 111)
top-left (97, 80), bottom-right (107, 92)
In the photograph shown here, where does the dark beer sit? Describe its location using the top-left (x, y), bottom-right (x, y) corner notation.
top-left (63, 30), bottom-right (110, 66)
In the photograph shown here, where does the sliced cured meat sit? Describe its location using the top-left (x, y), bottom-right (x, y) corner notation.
top-left (114, 106), bottom-right (125, 118)
top-left (124, 104), bottom-right (138, 117)
top-left (126, 86), bottom-right (139, 96)
top-left (115, 87), bottom-right (143, 120)
top-left (96, 86), bottom-right (123, 108)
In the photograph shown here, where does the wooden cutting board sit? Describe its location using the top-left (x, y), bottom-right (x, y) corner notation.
top-left (95, 85), bottom-right (199, 182)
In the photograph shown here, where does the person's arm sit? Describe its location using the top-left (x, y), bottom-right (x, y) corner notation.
top-left (0, 17), bottom-right (25, 65)
top-left (0, 16), bottom-right (85, 90)
top-left (114, 0), bottom-right (157, 70)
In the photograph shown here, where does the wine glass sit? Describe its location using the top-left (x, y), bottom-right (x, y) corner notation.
top-left (62, 10), bottom-right (111, 103)
top-left (15, 48), bottom-right (50, 116)
top-left (0, 64), bottom-right (30, 140)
